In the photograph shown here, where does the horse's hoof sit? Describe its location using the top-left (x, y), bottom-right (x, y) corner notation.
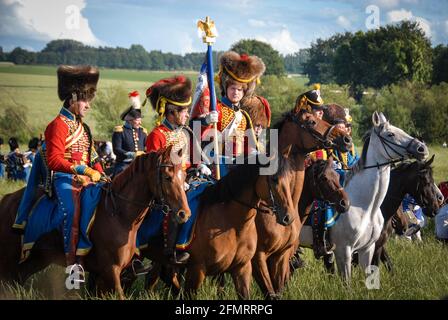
top-left (267, 293), bottom-right (280, 300)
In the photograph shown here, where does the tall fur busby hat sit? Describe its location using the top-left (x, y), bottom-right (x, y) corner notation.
top-left (241, 95), bottom-right (271, 128)
top-left (120, 91), bottom-right (143, 121)
top-left (295, 84), bottom-right (325, 112)
top-left (145, 75), bottom-right (192, 125)
top-left (57, 65), bottom-right (99, 102)
top-left (216, 51), bottom-right (266, 98)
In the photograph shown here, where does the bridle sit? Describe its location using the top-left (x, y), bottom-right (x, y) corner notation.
top-left (288, 112), bottom-right (339, 153)
top-left (363, 127), bottom-right (418, 169)
top-left (103, 156), bottom-right (175, 216)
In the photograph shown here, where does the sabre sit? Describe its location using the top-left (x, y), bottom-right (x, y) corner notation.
top-left (197, 16), bottom-right (220, 180)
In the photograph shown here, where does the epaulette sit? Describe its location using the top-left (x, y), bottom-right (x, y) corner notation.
top-left (114, 125), bottom-right (123, 133)
top-left (142, 127), bottom-right (148, 135)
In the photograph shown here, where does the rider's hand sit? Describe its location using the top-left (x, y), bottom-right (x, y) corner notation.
top-left (184, 182), bottom-right (190, 191)
top-left (125, 151), bottom-right (136, 159)
top-left (136, 151), bottom-right (145, 157)
top-left (206, 111), bottom-right (219, 124)
top-left (196, 163), bottom-right (211, 176)
top-left (83, 167), bottom-right (102, 182)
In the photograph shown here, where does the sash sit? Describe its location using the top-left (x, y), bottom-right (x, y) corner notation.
top-left (65, 122), bottom-right (84, 150)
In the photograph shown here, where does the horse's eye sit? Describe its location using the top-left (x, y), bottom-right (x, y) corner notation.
top-left (387, 132), bottom-right (395, 137)
top-left (164, 175), bottom-right (173, 182)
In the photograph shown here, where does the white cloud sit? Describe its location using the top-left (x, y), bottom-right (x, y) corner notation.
top-left (445, 20), bottom-right (448, 35)
top-left (415, 17), bottom-right (431, 38)
top-left (248, 19), bottom-right (267, 28)
top-left (387, 9), bottom-right (432, 38)
top-left (336, 16), bottom-right (352, 29)
top-left (0, 0), bottom-right (103, 46)
top-left (178, 32), bottom-right (194, 55)
top-left (387, 9), bottom-right (413, 22)
top-left (256, 28), bottom-right (301, 55)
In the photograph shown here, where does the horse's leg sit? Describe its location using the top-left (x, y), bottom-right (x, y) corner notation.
top-left (358, 244), bottom-right (376, 273)
top-left (270, 250), bottom-right (293, 297)
top-left (184, 264), bottom-right (206, 299)
top-left (97, 265), bottom-right (126, 300)
top-left (252, 252), bottom-right (276, 299)
top-left (323, 252), bottom-right (336, 274)
top-left (334, 245), bottom-right (352, 283)
top-left (144, 262), bottom-right (162, 292)
top-left (380, 247), bottom-right (394, 273)
top-left (230, 262), bottom-right (252, 300)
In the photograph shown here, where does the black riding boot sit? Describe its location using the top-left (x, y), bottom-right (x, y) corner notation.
top-left (312, 207), bottom-right (335, 259)
top-left (163, 215), bottom-right (190, 265)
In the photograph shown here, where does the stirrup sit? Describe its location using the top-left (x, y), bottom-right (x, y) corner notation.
top-left (169, 251), bottom-right (190, 265)
top-left (131, 259), bottom-right (152, 276)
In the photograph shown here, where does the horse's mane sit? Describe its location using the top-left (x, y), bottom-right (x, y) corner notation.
top-left (392, 159), bottom-right (433, 177)
top-left (272, 111), bottom-right (295, 131)
top-left (344, 131), bottom-right (370, 186)
top-left (112, 152), bottom-right (157, 191)
top-left (199, 153), bottom-right (291, 207)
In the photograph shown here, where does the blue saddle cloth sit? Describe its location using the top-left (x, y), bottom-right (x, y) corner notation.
top-left (305, 202), bottom-right (341, 229)
top-left (137, 180), bottom-right (213, 250)
top-left (20, 176), bottom-right (103, 261)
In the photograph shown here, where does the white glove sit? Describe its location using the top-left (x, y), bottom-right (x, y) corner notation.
top-left (196, 163), bottom-right (212, 176)
top-left (332, 161), bottom-right (342, 170)
top-left (183, 182), bottom-right (190, 191)
top-left (206, 111), bottom-right (219, 124)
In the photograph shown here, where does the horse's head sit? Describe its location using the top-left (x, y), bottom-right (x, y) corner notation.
top-left (405, 156), bottom-right (444, 218)
top-left (391, 209), bottom-right (409, 236)
top-left (371, 111), bottom-right (428, 162)
top-left (306, 156), bottom-right (350, 213)
top-left (282, 110), bottom-right (352, 154)
top-left (256, 145), bottom-right (298, 226)
top-left (153, 146), bottom-right (191, 224)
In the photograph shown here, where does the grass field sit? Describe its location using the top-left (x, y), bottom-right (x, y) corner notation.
top-left (0, 65), bottom-right (447, 300)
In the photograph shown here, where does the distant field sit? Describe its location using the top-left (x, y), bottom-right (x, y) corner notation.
top-left (0, 65), bottom-right (195, 136)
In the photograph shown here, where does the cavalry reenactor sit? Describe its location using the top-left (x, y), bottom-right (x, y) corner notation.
top-left (193, 51), bottom-right (265, 162)
top-left (145, 75), bottom-right (211, 264)
top-left (112, 91), bottom-right (147, 176)
top-left (13, 65), bottom-right (105, 273)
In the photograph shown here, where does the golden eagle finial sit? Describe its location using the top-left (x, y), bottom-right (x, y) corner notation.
top-left (197, 16), bottom-right (218, 44)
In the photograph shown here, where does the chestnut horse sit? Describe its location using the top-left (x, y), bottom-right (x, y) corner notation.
top-left (0, 146), bottom-right (190, 299)
top-left (254, 155), bottom-right (350, 299)
top-left (128, 110), bottom-right (353, 298)
top-left (249, 108), bottom-right (352, 299)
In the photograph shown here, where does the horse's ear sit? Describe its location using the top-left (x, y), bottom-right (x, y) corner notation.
top-left (372, 111), bottom-right (381, 127)
top-left (177, 147), bottom-right (183, 159)
top-left (282, 144), bottom-right (293, 159)
top-left (426, 154), bottom-right (435, 166)
top-left (379, 112), bottom-right (388, 123)
top-left (327, 155), bottom-right (333, 164)
top-left (163, 145), bottom-right (174, 161)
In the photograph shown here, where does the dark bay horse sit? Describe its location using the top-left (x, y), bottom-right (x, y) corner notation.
top-left (372, 156), bottom-right (444, 272)
top-left (0, 146), bottom-right (190, 299)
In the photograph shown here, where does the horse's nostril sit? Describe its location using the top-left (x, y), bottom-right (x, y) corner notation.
top-left (178, 210), bottom-right (186, 220)
top-left (343, 136), bottom-right (352, 144)
top-left (283, 215), bottom-right (290, 224)
top-left (417, 146), bottom-right (426, 153)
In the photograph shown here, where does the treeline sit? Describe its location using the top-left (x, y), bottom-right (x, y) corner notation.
top-left (0, 39), bottom-right (308, 74)
top-left (303, 21), bottom-right (448, 99)
top-left (0, 40), bottom-right (218, 71)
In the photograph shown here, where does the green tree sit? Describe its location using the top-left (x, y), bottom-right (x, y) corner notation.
top-left (432, 45), bottom-right (448, 85)
top-left (230, 39), bottom-right (285, 76)
top-left (283, 49), bottom-right (310, 74)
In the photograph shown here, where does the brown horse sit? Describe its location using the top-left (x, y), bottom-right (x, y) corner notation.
top-left (253, 155), bottom-right (350, 299)
top-left (249, 108), bottom-right (352, 299)
top-left (135, 110), bottom-right (353, 298)
top-left (0, 146), bottom-right (190, 299)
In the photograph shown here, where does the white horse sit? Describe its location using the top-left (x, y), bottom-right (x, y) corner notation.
top-left (329, 111), bottom-right (428, 281)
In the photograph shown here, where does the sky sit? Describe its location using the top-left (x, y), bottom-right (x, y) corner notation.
top-left (0, 0), bottom-right (447, 55)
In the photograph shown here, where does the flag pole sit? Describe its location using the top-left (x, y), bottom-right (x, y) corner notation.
top-left (198, 16), bottom-right (220, 180)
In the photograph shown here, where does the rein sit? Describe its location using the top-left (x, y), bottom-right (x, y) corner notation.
top-left (103, 157), bottom-right (174, 216)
